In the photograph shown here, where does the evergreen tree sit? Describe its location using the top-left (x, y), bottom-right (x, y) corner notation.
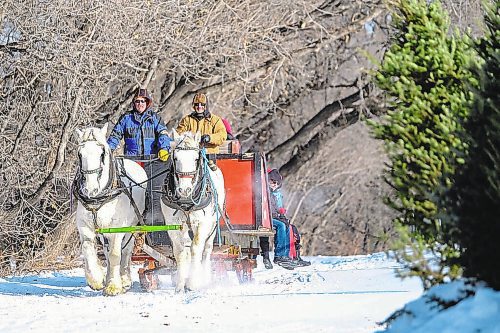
top-left (368, 0), bottom-right (476, 288)
top-left (445, 2), bottom-right (500, 290)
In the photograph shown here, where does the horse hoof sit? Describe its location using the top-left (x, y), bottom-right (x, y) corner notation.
top-left (121, 276), bottom-right (132, 290)
top-left (103, 284), bottom-right (124, 296)
top-left (86, 276), bottom-right (105, 291)
top-left (88, 282), bottom-right (104, 291)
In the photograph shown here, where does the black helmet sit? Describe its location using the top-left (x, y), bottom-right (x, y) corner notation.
top-left (268, 168), bottom-right (283, 188)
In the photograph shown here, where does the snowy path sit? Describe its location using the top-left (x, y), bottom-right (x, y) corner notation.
top-left (0, 253), bottom-right (422, 333)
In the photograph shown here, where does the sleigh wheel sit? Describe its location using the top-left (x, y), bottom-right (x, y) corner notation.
top-left (138, 260), bottom-right (160, 291)
top-left (234, 258), bottom-right (255, 284)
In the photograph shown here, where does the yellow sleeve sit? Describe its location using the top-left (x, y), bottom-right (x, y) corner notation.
top-left (176, 116), bottom-right (190, 134)
top-left (210, 117), bottom-right (227, 146)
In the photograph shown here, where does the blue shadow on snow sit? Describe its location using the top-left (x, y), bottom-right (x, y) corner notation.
top-left (0, 273), bottom-right (99, 297)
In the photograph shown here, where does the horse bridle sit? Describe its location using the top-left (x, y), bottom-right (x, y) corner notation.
top-left (78, 136), bottom-right (109, 182)
top-left (172, 145), bottom-right (202, 181)
top-left (162, 143), bottom-right (212, 213)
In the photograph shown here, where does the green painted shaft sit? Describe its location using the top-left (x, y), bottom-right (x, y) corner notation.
top-left (96, 225), bottom-right (182, 234)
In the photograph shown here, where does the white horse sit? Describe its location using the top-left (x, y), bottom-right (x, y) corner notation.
top-left (73, 123), bottom-right (147, 296)
top-left (160, 130), bottom-right (225, 292)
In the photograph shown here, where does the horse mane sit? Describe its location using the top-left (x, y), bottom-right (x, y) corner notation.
top-left (176, 131), bottom-right (200, 150)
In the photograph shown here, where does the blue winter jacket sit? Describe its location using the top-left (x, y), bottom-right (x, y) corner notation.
top-left (270, 189), bottom-right (284, 219)
top-left (107, 108), bottom-right (171, 157)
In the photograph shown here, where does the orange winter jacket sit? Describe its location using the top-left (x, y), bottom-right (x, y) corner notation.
top-left (176, 113), bottom-right (227, 154)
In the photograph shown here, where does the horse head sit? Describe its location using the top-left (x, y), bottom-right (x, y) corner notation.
top-left (171, 129), bottom-right (202, 198)
top-left (74, 123), bottom-right (112, 198)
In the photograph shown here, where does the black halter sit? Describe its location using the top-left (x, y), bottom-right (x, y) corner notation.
top-left (73, 134), bottom-right (120, 209)
top-left (172, 145), bottom-right (201, 178)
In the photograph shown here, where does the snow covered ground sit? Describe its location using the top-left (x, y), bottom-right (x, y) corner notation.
top-left (379, 278), bottom-right (500, 333)
top-left (0, 253), bottom-right (498, 332)
top-left (0, 253), bottom-right (419, 332)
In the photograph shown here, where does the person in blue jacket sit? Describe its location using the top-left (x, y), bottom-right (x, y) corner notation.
top-left (107, 88), bottom-right (171, 159)
top-left (107, 88), bottom-right (172, 244)
top-left (267, 168), bottom-right (297, 270)
top-left (268, 169), bottom-right (310, 267)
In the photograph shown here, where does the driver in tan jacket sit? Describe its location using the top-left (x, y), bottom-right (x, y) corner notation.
top-left (176, 93), bottom-right (227, 154)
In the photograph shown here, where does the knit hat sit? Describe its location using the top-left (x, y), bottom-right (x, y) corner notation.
top-left (267, 168), bottom-right (283, 188)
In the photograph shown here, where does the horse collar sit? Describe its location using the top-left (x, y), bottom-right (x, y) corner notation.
top-left (162, 161), bottom-right (212, 212)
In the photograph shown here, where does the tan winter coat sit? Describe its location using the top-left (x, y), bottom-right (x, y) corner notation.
top-left (176, 113), bottom-right (227, 154)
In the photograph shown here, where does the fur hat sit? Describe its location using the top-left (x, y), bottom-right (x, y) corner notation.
top-left (133, 88), bottom-right (152, 109)
top-left (192, 93), bottom-right (209, 111)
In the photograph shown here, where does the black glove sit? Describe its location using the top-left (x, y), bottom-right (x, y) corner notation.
top-left (200, 134), bottom-right (210, 144)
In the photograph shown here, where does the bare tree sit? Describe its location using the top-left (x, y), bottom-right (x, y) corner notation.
top-left (17, 0), bottom-right (493, 272)
top-left (1, 0), bottom-right (391, 274)
top-left (282, 122), bottom-right (397, 255)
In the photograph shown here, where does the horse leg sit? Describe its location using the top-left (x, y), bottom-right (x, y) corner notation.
top-left (188, 220), bottom-right (214, 290)
top-left (103, 234), bottom-right (125, 296)
top-left (169, 230), bottom-right (190, 293)
top-left (187, 236), bottom-right (204, 291)
top-left (120, 234), bottom-right (135, 291)
top-left (175, 249), bottom-right (191, 293)
top-left (80, 233), bottom-right (105, 291)
top-left (201, 226), bottom-right (217, 285)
